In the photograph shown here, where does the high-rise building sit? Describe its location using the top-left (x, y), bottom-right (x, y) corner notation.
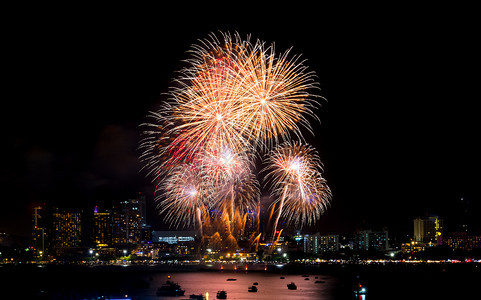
top-left (109, 196), bottom-right (146, 246)
top-left (442, 232), bottom-right (481, 251)
top-left (354, 230), bottom-right (389, 251)
top-left (303, 233), bottom-right (340, 254)
top-left (413, 216), bottom-right (443, 245)
top-left (118, 196), bottom-right (145, 244)
top-left (319, 234), bottom-right (340, 253)
top-left (52, 208), bottom-right (82, 256)
top-left (458, 197), bottom-right (472, 233)
top-left (124, 195), bottom-right (147, 226)
top-left (126, 210), bottom-right (142, 244)
top-left (32, 206), bottom-right (47, 258)
top-left (93, 208), bottom-right (112, 247)
top-left (112, 211), bottom-right (127, 245)
top-left (303, 233), bottom-right (321, 254)
top-left (242, 209), bottom-right (259, 240)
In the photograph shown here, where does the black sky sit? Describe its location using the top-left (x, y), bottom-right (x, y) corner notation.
top-left (2, 5), bottom-right (480, 237)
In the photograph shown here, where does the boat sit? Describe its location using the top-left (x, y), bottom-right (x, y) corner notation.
top-left (216, 290), bottom-right (227, 299)
top-left (248, 285), bottom-right (258, 292)
top-left (189, 294), bottom-right (205, 299)
top-left (287, 282), bottom-right (297, 290)
top-left (226, 278), bottom-right (237, 281)
top-left (253, 282), bottom-right (258, 285)
top-left (156, 280), bottom-right (185, 297)
top-left (354, 283), bottom-right (367, 295)
top-left (304, 277), bottom-right (310, 280)
top-left (280, 276), bottom-right (285, 279)
top-left (353, 275), bottom-right (367, 295)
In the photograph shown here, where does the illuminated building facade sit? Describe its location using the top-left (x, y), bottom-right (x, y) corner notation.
top-left (354, 230), bottom-right (389, 251)
top-left (93, 210), bottom-right (111, 247)
top-left (401, 240), bottom-right (425, 255)
top-left (303, 233), bottom-right (321, 254)
top-left (152, 231), bottom-right (197, 244)
top-left (303, 233), bottom-right (340, 254)
top-left (120, 197), bottom-right (144, 244)
top-left (112, 212), bottom-right (127, 245)
top-left (52, 208), bottom-right (82, 256)
top-left (442, 232), bottom-right (481, 251)
top-left (32, 206), bottom-right (47, 258)
top-left (414, 216), bottom-right (443, 245)
top-left (151, 231), bottom-right (197, 256)
top-left (319, 234), bottom-right (340, 253)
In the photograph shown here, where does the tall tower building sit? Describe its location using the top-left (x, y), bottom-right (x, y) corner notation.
top-left (93, 207), bottom-right (112, 247)
top-left (52, 208), bottom-right (82, 256)
top-left (120, 197), bottom-right (143, 244)
top-left (354, 230), bottom-right (389, 251)
top-left (319, 234), bottom-right (340, 253)
top-left (303, 233), bottom-right (321, 254)
top-left (459, 197), bottom-right (471, 233)
top-left (112, 211), bottom-right (127, 245)
top-left (32, 206), bottom-right (47, 258)
top-left (413, 216), bottom-right (443, 245)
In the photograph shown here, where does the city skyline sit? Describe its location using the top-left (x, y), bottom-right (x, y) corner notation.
top-left (2, 8), bottom-right (479, 238)
top-left (5, 197), bottom-right (481, 263)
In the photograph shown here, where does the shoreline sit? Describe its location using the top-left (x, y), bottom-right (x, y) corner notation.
top-left (1, 260), bottom-right (479, 274)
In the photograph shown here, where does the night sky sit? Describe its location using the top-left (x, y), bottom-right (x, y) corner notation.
top-left (2, 5), bottom-right (479, 237)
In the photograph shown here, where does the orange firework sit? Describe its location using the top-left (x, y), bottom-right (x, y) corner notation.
top-left (140, 32), bottom-right (329, 239)
top-left (164, 31), bottom-right (321, 159)
top-left (158, 163), bottom-right (210, 236)
top-left (264, 141), bottom-right (331, 241)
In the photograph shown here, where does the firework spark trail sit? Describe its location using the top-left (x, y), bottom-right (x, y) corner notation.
top-left (212, 163), bottom-right (260, 237)
top-left (234, 43), bottom-right (321, 149)
top-left (158, 163), bottom-right (210, 236)
top-left (264, 141), bottom-right (331, 242)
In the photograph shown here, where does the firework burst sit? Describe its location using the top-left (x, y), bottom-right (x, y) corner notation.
top-left (264, 141), bottom-right (331, 239)
top-left (140, 32), bottom-right (330, 245)
top-left (158, 163), bottom-right (210, 234)
top-left (143, 32), bottom-right (322, 164)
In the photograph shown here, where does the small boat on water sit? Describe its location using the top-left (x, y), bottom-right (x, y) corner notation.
top-left (216, 290), bottom-right (227, 299)
top-left (248, 285), bottom-right (258, 292)
top-left (226, 278), bottom-right (237, 281)
top-left (280, 276), bottom-right (285, 279)
top-left (287, 282), bottom-right (297, 290)
top-left (304, 277), bottom-right (310, 280)
top-left (353, 275), bottom-right (367, 295)
top-left (253, 282), bottom-right (258, 285)
top-left (156, 280), bottom-right (185, 297)
top-left (354, 283), bottom-right (367, 295)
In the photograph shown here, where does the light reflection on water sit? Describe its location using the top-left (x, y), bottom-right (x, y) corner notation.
top-left (134, 271), bottom-right (338, 300)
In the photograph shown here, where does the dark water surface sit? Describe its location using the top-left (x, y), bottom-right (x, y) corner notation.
top-left (1, 263), bottom-right (479, 299)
